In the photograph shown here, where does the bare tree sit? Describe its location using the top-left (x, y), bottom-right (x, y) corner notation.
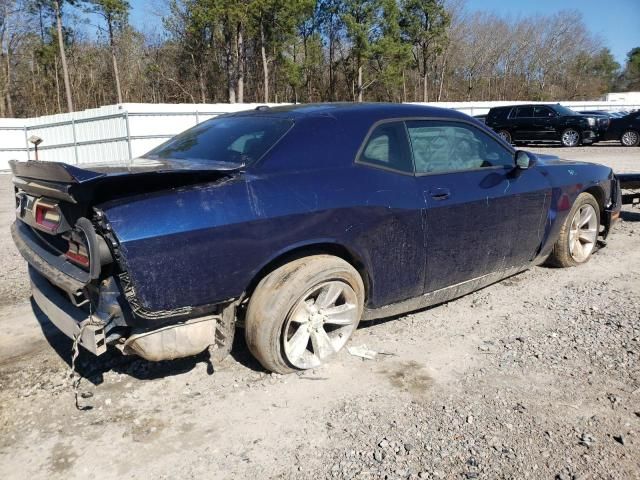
top-left (52, 0), bottom-right (74, 111)
top-left (85, 0), bottom-right (130, 104)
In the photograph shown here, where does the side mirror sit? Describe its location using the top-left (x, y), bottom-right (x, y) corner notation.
top-left (515, 150), bottom-right (533, 169)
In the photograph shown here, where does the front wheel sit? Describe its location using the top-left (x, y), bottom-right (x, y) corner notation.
top-left (621, 130), bottom-right (640, 147)
top-left (547, 193), bottom-right (600, 267)
top-left (245, 255), bottom-right (364, 374)
top-left (560, 128), bottom-right (581, 147)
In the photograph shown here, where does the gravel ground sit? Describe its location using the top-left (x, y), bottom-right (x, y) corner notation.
top-left (0, 173), bottom-right (29, 307)
top-left (0, 146), bottom-right (639, 479)
top-left (525, 142), bottom-right (639, 173)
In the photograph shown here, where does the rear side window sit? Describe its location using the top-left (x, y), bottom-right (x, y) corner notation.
top-left (487, 107), bottom-right (511, 122)
top-left (358, 122), bottom-right (413, 173)
top-left (515, 107), bottom-right (534, 118)
top-left (406, 120), bottom-right (513, 174)
top-left (146, 116), bottom-right (293, 165)
top-left (534, 106), bottom-right (554, 118)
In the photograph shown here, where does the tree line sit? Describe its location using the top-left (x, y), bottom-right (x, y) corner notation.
top-left (0, 0), bottom-right (638, 118)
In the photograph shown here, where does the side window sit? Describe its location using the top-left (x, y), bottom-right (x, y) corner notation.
top-left (406, 120), bottom-right (514, 174)
top-left (358, 122), bottom-right (412, 173)
top-left (515, 106), bottom-right (534, 118)
top-left (534, 106), bottom-right (554, 118)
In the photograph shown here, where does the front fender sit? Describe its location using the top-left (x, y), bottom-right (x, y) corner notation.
top-left (534, 159), bottom-right (614, 260)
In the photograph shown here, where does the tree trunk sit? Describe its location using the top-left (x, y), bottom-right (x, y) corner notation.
top-left (107, 15), bottom-right (123, 104)
top-left (5, 49), bottom-right (13, 117)
top-left (437, 52), bottom-right (447, 102)
top-left (236, 23), bottom-right (244, 103)
top-left (260, 19), bottom-right (269, 103)
top-left (303, 33), bottom-right (310, 102)
top-left (191, 53), bottom-right (206, 103)
top-left (357, 63), bottom-right (363, 102)
top-left (402, 70), bottom-right (406, 103)
top-left (328, 28), bottom-right (335, 101)
top-left (423, 71), bottom-right (428, 102)
top-left (225, 21), bottom-right (236, 103)
top-left (54, 56), bottom-right (62, 113)
top-left (54, 0), bottom-right (73, 112)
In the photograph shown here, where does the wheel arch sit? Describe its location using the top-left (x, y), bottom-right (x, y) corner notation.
top-left (582, 185), bottom-right (605, 215)
top-left (243, 241), bottom-right (371, 305)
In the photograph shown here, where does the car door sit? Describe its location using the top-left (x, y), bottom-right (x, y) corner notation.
top-left (511, 106), bottom-right (536, 141)
top-left (354, 121), bottom-right (427, 306)
top-left (406, 119), bottom-right (549, 293)
top-left (533, 106), bottom-right (557, 140)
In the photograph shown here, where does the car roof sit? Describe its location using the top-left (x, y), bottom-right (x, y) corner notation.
top-left (491, 103), bottom-right (562, 110)
top-left (224, 102), bottom-right (473, 122)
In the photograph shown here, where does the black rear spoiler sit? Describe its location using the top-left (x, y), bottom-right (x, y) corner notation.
top-left (9, 160), bottom-right (105, 184)
top-left (10, 158), bottom-right (244, 206)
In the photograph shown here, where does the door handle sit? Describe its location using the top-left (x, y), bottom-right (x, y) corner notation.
top-left (428, 188), bottom-right (450, 200)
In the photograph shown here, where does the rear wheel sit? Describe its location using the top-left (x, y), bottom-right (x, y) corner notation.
top-left (497, 130), bottom-right (512, 144)
top-left (548, 193), bottom-right (600, 267)
top-left (245, 255), bottom-right (364, 374)
top-left (561, 128), bottom-right (581, 147)
top-left (621, 130), bottom-right (639, 147)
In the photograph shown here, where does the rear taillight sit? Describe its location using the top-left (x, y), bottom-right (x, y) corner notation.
top-left (34, 201), bottom-right (61, 233)
top-left (65, 237), bottom-right (90, 268)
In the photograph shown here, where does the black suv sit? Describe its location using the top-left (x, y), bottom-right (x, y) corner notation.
top-left (486, 104), bottom-right (599, 147)
top-left (603, 110), bottom-right (640, 146)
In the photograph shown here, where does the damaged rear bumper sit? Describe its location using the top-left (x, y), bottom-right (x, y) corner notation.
top-left (30, 266), bottom-right (234, 361)
top-left (30, 266), bottom-right (107, 355)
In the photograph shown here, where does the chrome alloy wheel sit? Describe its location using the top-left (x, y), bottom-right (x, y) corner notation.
top-left (562, 129), bottom-right (580, 147)
top-left (283, 281), bottom-right (359, 369)
top-left (621, 130), bottom-right (639, 146)
top-left (568, 204), bottom-right (598, 262)
top-left (497, 130), bottom-right (511, 143)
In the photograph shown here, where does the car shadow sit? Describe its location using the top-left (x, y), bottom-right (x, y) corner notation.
top-left (622, 209), bottom-right (640, 222)
top-left (524, 141), bottom-right (621, 149)
top-left (29, 266), bottom-right (545, 381)
top-left (228, 333), bottom-right (269, 373)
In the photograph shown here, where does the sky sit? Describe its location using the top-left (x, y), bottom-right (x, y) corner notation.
top-left (463, 0), bottom-right (640, 65)
top-left (124, 0), bottom-right (640, 66)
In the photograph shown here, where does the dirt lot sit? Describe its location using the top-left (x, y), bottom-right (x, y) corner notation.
top-left (0, 143), bottom-right (639, 480)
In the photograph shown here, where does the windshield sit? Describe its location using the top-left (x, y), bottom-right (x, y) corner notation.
top-left (553, 104), bottom-right (578, 116)
top-left (145, 116), bottom-right (293, 165)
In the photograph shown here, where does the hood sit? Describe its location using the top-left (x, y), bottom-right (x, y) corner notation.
top-left (530, 152), bottom-right (593, 167)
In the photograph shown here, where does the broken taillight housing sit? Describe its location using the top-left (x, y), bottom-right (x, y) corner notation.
top-left (34, 201), bottom-right (61, 233)
top-left (65, 249), bottom-right (90, 267)
top-left (65, 236), bottom-right (90, 268)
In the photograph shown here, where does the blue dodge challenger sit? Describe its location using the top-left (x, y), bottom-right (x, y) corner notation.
top-left (10, 103), bottom-right (621, 373)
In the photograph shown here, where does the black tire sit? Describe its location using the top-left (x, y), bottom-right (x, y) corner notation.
top-left (547, 192), bottom-right (600, 268)
top-left (497, 130), bottom-right (512, 144)
top-left (560, 128), bottom-right (581, 147)
top-left (244, 255), bottom-right (364, 374)
top-left (620, 130), bottom-right (640, 147)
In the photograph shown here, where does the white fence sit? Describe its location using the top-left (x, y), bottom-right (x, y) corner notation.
top-left (1, 100), bottom-right (639, 171)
